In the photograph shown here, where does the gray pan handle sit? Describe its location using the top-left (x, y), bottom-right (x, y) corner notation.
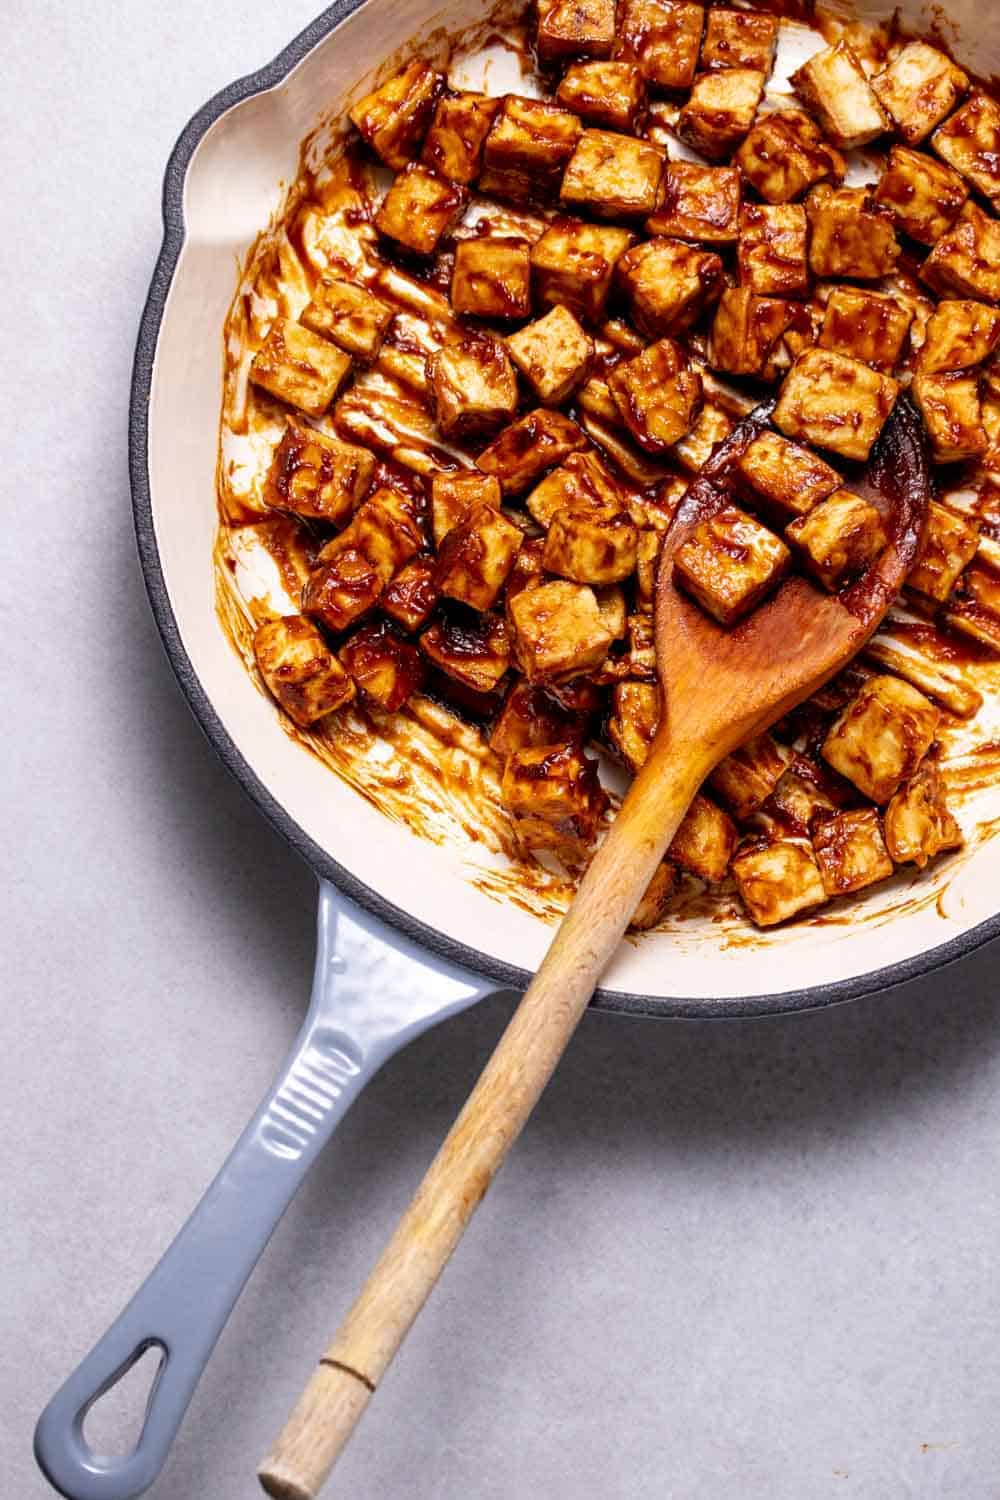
top-left (34, 880), bottom-right (494, 1500)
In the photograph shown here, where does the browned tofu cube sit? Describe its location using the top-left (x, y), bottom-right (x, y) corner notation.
top-left (674, 504), bottom-right (790, 625)
top-left (707, 289), bottom-right (814, 380)
top-left (790, 40), bottom-right (889, 150)
top-left (428, 335), bottom-right (518, 440)
top-left (933, 92), bottom-right (1000, 212)
top-left (811, 808), bottom-right (894, 896)
top-left (543, 500), bottom-right (639, 584)
top-left (254, 615), bottom-right (355, 727)
top-left (506, 305), bottom-right (594, 405)
top-left (822, 675), bottom-right (939, 803)
top-left (510, 580), bottom-right (614, 680)
top-left (906, 499), bottom-right (980, 601)
top-left (349, 59), bottom-right (444, 169)
top-left (700, 7), bottom-right (777, 73)
top-left (477, 409), bottom-right (588, 495)
top-left (483, 96), bottom-right (582, 195)
top-left (607, 337), bottom-right (703, 453)
top-left (677, 69), bottom-right (765, 160)
top-left (250, 318), bottom-right (351, 418)
top-left (489, 680), bottom-right (587, 758)
top-left (265, 419), bottom-right (374, 526)
top-left (381, 554), bottom-right (440, 632)
top-left (647, 162), bottom-right (741, 243)
top-left (786, 489), bottom-right (887, 590)
top-left (873, 146), bottom-right (968, 247)
top-left (806, 186), bottom-right (900, 280)
top-left (420, 612), bottom-right (511, 693)
top-left (607, 680), bottom-right (660, 772)
top-left (818, 286), bottom-right (913, 372)
top-left (537, 0), bottom-right (616, 61)
top-left (615, 0), bottom-right (705, 91)
top-left (435, 502), bottom-right (523, 610)
top-left (338, 619), bottom-right (425, 710)
top-left (734, 109), bottom-right (845, 205)
top-left (301, 548), bottom-right (384, 635)
top-left (673, 402), bottom-right (735, 475)
top-left (738, 204), bottom-right (810, 298)
top-left (503, 537), bottom-right (548, 613)
top-left (616, 237), bottom-right (724, 338)
top-left (872, 42), bottom-right (968, 145)
top-left (708, 733), bottom-right (787, 820)
top-left (530, 218), bottom-right (635, 322)
top-left (884, 761), bottom-right (962, 867)
top-left (555, 62), bottom-right (647, 133)
top-left (629, 861), bottom-right (677, 930)
top-left (300, 277), bottom-right (394, 360)
top-left (451, 236), bottom-right (532, 320)
top-left (911, 370), bottom-right (988, 462)
top-left (920, 300), bottom-right (1000, 373)
top-left (319, 485), bottom-right (425, 586)
top-left (773, 349), bottom-right (900, 462)
top-left (921, 203), bottom-right (1000, 303)
top-left (731, 836), bottom-right (826, 925)
top-left (525, 449), bottom-right (629, 529)
top-left (734, 430), bottom-right (840, 522)
top-left (431, 470), bottom-right (503, 546)
top-left (502, 742), bottom-right (607, 840)
top-left (375, 164), bottom-right (467, 256)
top-left (421, 91), bottom-right (499, 183)
top-left (766, 757), bottom-right (846, 832)
top-left (560, 129), bottom-right (665, 220)
top-left (667, 793), bottom-right (737, 883)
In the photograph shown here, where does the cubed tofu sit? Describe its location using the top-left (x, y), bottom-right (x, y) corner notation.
top-left (477, 409), bottom-right (588, 495)
top-left (667, 793), bottom-right (737, 883)
top-left (738, 204), bottom-right (810, 298)
top-left (818, 286), bottom-right (913, 373)
top-left (349, 59), bottom-right (444, 169)
top-left (451, 236), bottom-right (533, 319)
top-left (428, 335), bottom-right (518, 440)
top-left (482, 95), bottom-right (582, 195)
top-left (489, 680), bottom-right (587, 758)
top-left (911, 370), bottom-right (988, 462)
top-left (647, 162), bottom-right (741, 243)
top-left (607, 680), bottom-right (661, 771)
top-left (872, 41), bottom-right (968, 144)
top-left (543, 501), bottom-right (639, 584)
top-left (766, 757), bottom-right (846, 832)
top-left (265, 419), bottom-right (375, 525)
top-left (677, 69), bottom-right (765, 160)
top-left (734, 430), bottom-right (840, 521)
top-left (615, 0), bottom-right (705, 91)
top-left (790, 40), bottom-right (889, 149)
top-left (806, 186), bottom-right (900, 280)
top-left (616, 237), bottom-right (724, 338)
top-left (673, 402), bottom-right (735, 475)
top-left (635, 528), bottom-right (663, 611)
top-left (560, 129), bottom-right (665, 220)
top-left (730, 836), bottom-right (827, 925)
top-left (873, 148), bottom-right (968, 251)
top-left (253, 615), bottom-right (355, 726)
top-left (510, 580), bottom-right (614, 680)
top-left (301, 548), bottom-right (385, 634)
top-left (506, 305), bottom-right (594, 404)
top-left (319, 485), bottom-right (425, 585)
top-left (504, 536), bottom-right (548, 612)
top-left (526, 449), bottom-right (629, 528)
top-left (773, 349), bottom-right (900, 462)
top-left (933, 92), bottom-right (1000, 212)
top-left (822, 674), bottom-right (939, 803)
top-left (906, 498), bottom-right (980, 600)
top-left (921, 203), bottom-right (1000, 303)
top-left (629, 861), bottom-right (677, 930)
top-left (374, 163), bottom-right (468, 256)
top-left (629, 475), bottom-right (688, 533)
top-left (919, 300), bottom-right (1000, 372)
top-left (884, 761), bottom-right (963, 867)
top-left (501, 742), bottom-right (607, 841)
top-left (421, 90), bottom-right (499, 183)
top-left (338, 619), bottom-right (425, 710)
top-left (709, 733), bottom-right (788, 819)
top-left (607, 337), bottom-right (703, 452)
top-left (431, 470), bottom-right (503, 546)
top-left (537, 0), bottom-right (616, 61)
top-left (786, 489), bottom-right (887, 590)
top-left (811, 808), bottom-right (894, 895)
top-left (555, 61), bottom-right (647, 133)
top-left (434, 502), bottom-right (523, 610)
top-left (419, 611), bottom-right (511, 692)
top-left (300, 277), bottom-right (395, 360)
top-left (381, 554), bottom-right (440, 631)
top-left (734, 110), bottom-right (845, 204)
top-left (700, 7), bottom-right (778, 73)
top-left (707, 289), bottom-right (814, 380)
top-left (674, 503), bottom-right (791, 625)
top-left (530, 218), bottom-right (636, 322)
top-left (249, 318), bottom-right (352, 418)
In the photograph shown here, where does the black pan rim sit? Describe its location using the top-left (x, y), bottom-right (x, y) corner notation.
top-left (129, 0), bottom-right (1000, 1020)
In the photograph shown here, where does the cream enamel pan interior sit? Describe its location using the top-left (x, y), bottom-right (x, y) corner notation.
top-left (135, 0), bottom-right (1000, 1016)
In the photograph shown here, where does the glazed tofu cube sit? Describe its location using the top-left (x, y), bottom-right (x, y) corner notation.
top-left (483, 96), bottom-right (582, 191)
top-left (607, 680), bottom-right (660, 772)
top-left (265, 419), bottom-right (374, 525)
top-left (621, 611), bottom-right (658, 678)
top-left (300, 278), bottom-right (394, 360)
top-left (375, 164), bottom-right (467, 256)
top-left (421, 91), bottom-right (499, 183)
top-left (811, 808), bottom-right (894, 895)
top-left (921, 203), bottom-right (1000, 303)
top-left (254, 615), bottom-right (355, 726)
top-left (607, 337), bottom-right (703, 453)
top-left (510, 580), bottom-right (614, 680)
top-left (707, 289), bottom-right (813, 380)
top-left (502, 743), bottom-right (607, 839)
top-left (873, 145), bottom-right (968, 246)
top-left (734, 110), bottom-right (845, 205)
top-left (537, 0), bottom-right (616, 61)
top-left (700, 7), bottom-right (777, 73)
top-left (773, 349), bottom-right (900, 462)
top-left (708, 733), bottom-right (787, 820)
top-left (301, 547), bottom-right (384, 634)
top-left (906, 499), bottom-right (980, 601)
top-left (920, 300), bottom-right (1000, 372)
top-left (819, 287), bottom-right (912, 373)
top-left (428, 335), bottom-right (518, 440)
top-left (730, 837), bottom-right (826, 925)
top-left (435, 502), bottom-right (523, 610)
top-left (320, 485), bottom-right (425, 585)
top-left (738, 204), bottom-right (810, 298)
top-left (933, 92), bottom-right (1000, 212)
top-left (543, 502), bottom-right (639, 584)
top-left (431, 470), bottom-right (503, 546)
top-left (531, 218), bottom-right (635, 322)
top-left (250, 319), bottom-right (351, 418)
top-left (616, 237), bottom-right (724, 338)
top-left (506, 305), bottom-right (594, 405)
top-left (884, 761), bottom-right (962, 867)
top-left (525, 449), bottom-right (629, 528)
top-left (615, 0), bottom-right (705, 91)
top-left (560, 129), bottom-right (665, 220)
top-left (451, 237), bottom-right (532, 319)
top-left (338, 619), bottom-right (424, 710)
top-left (381, 554), bottom-right (440, 631)
top-left (489, 680), bottom-right (587, 758)
top-left (673, 402), bottom-right (735, 475)
top-left (555, 62), bottom-right (647, 133)
top-left (420, 612), bottom-right (511, 693)
top-left (503, 537), bottom-right (548, 613)
top-left (806, 186), bottom-right (900, 280)
top-left (647, 162), bottom-right (741, 243)
top-left (349, 59), bottom-right (444, 169)
top-left (477, 409), bottom-right (588, 495)
top-left (629, 861), bottom-right (677, 930)
top-left (734, 430), bottom-right (840, 521)
top-left (822, 675), bottom-right (939, 803)
top-left (667, 793), bottom-right (737, 883)
top-left (677, 69), bottom-right (765, 160)
top-left (786, 489), bottom-right (887, 590)
top-left (911, 371), bottom-right (988, 462)
top-left (635, 529), bottom-right (663, 611)
top-left (674, 504), bottom-right (790, 625)
top-left (790, 40), bottom-right (889, 149)
top-left (872, 41), bottom-right (968, 145)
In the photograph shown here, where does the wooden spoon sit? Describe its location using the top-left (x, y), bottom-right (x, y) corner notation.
top-left (258, 398), bottom-right (930, 1500)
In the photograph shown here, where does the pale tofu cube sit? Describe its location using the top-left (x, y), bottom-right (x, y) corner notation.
top-left (421, 91), bottom-right (499, 183)
top-left (483, 95), bottom-right (582, 196)
top-left (560, 129), bottom-right (665, 220)
top-left (818, 286), bottom-right (912, 372)
top-left (700, 7), bottom-right (777, 73)
top-left (806, 186), bottom-right (900, 280)
top-left (555, 62), bottom-right (647, 133)
top-left (773, 349), bottom-right (900, 462)
top-left (338, 619), bottom-right (425, 710)
top-left (537, 0), bottom-right (616, 61)
top-left (510, 580), bottom-right (614, 680)
top-left (677, 69), bottom-right (765, 160)
top-left (375, 163), bottom-right (467, 256)
top-left (884, 761), bottom-right (963, 867)
top-left (477, 409), bottom-right (588, 495)
top-left (302, 548), bottom-right (384, 634)
top-left (489, 680), bottom-right (587, 758)
top-left (254, 615), bottom-right (355, 726)
top-left (667, 793), bottom-right (737, 883)
top-left (501, 743), bottom-right (608, 842)
top-left (607, 337), bottom-right (703, 453)
top-left (349, 60), bottom-right (443, 169)
top-left (708, 733), bottom-right (787, 820)
top-left (730, 837), bottom-right (827, 925)
top-left (738, 204), bottom-right (810, 298)
top-left (790, 40), bottom-right (889, 149)
top-left (250, 318), bottom-right (351, 417)
top-left (530, 218), bottom-right (636, 322)
top-left (382, 554), bottom-right (440, 632)
top-left (451, 237), bottom-right (532, 320)
top-left (607, 680), bottom-right (661, 772)
top-left (919, 300), bottom-right (1000, 372)
top-left (911, 370), bottom-right (988, 462)
top-left (431, 470), bottom-right (503, 546)
top-left (872, 41), bottom-right (968, 145)
top-left (319, 485), bottom-right (425, 585)
top-left (435, 502), bottom-right (523, 610)
top-left (506, 305), bottom-right (594, 404)
top-left (873, 146), bottom-right (968, 247)
top-left (822, 675), bottom-right (939, 803)
top-left (646, 162), bottom-right (741, 243)
top-left (629, 861), bottom-right (677, 930)
top-left (933, 92), bottom-right (1000, 212)
top-left (543, 502), bottom-right (639, 584)
top-left (525, 449), bottom-right (629, 528)
top-left (616, 237), bottom-right (724, 338)
top-left (615, 0), bottom-right (705, 91)
top-left (906, 498), bottom-right (980, 601)
top-left (734, 110), bottom-right (845, 204)
top-left (420, 612), bottom-right (511, 694)
top-left (265, 419), bottom-right (374, 525)
top-left (707, 289), bottom-right (814, 379)
top-left (811, 808), bottom-right (894, 895)
top-left (300, 278), bottom-right (394, 360)
top-left (734, 430), bottom-right (840, 521)
top-left (786, 489), bottom-right (887, 590)
top-left (674, 503), bottom-right (790, 625)
top-left (428, 335), bottom-right (518, 440)
top-left (921, 203), bottom-right (1000, 303)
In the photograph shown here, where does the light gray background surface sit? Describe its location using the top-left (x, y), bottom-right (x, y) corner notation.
top-left (3, 3), bottom-right (999, 1496)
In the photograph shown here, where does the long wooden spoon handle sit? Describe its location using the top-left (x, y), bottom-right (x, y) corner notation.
top-left (258, 738), bottom-right (709, 1500)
